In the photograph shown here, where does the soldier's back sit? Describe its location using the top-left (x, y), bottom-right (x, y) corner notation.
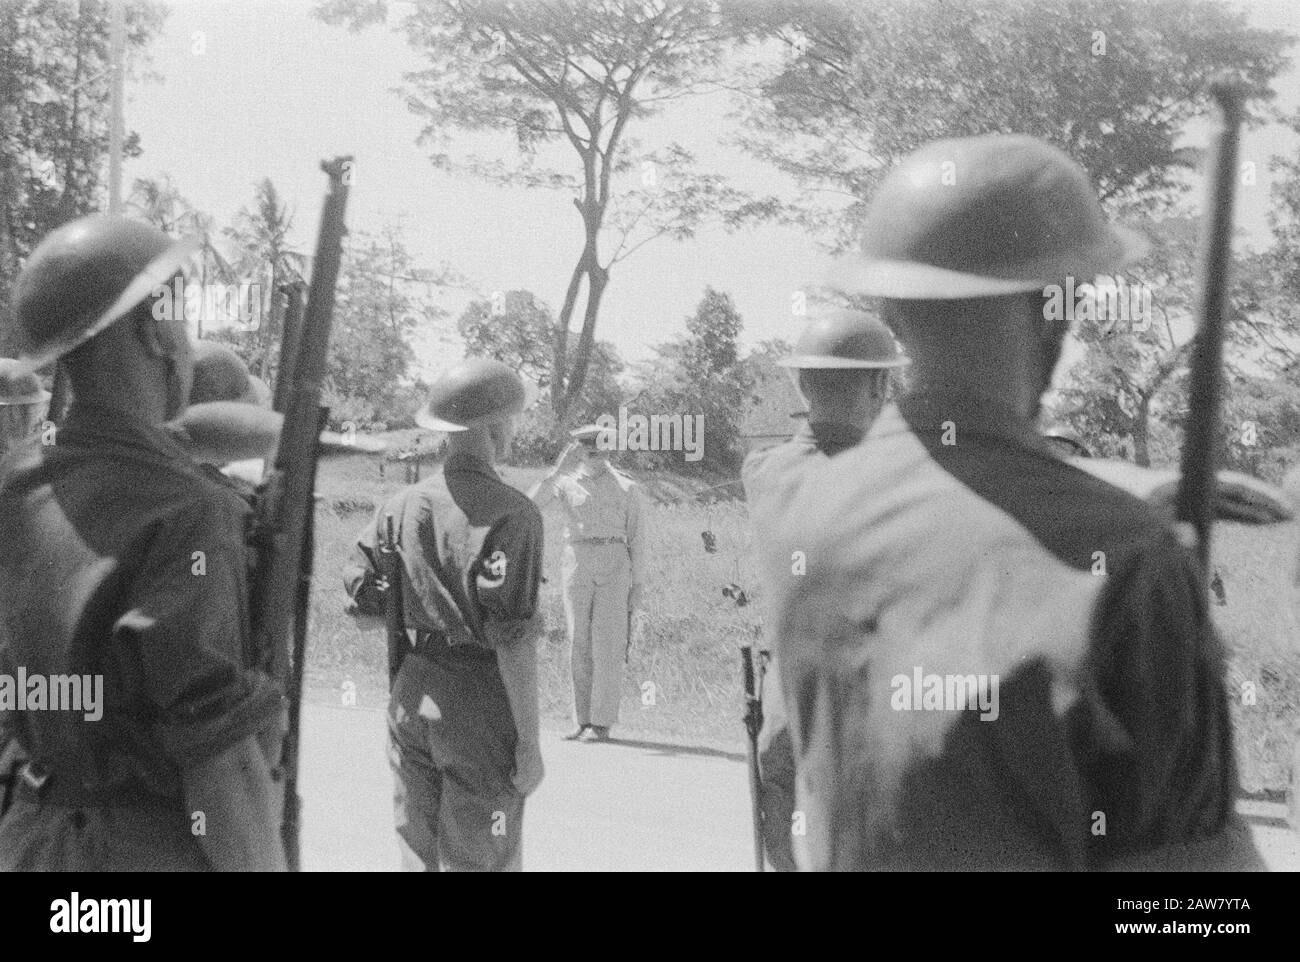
top-left (0, 406), bottom-right (281, 871)
top-left (773, 395), bottom-right (1245, 870)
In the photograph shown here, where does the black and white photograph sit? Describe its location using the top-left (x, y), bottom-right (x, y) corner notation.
top-left (0, 0), bottom-right (1298, 926)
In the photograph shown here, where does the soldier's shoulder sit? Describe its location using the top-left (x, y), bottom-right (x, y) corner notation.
top-left (742, 437), bottom-right (811, 493)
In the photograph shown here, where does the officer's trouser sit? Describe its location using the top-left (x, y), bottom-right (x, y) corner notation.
top-left (562, 541), bottom-right (631, 729)
top-left (388, 640), bottom-right (524, 872)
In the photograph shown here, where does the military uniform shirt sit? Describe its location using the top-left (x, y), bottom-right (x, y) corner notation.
top-left (0, 404), bottom-right (283, 818)
top-left (347, 452), bottom-right (544, 648)
top-left (771, 393), bottom-right (1241, 871)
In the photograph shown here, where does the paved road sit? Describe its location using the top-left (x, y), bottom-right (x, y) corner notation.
top-left (298, 704), bottom-right (752, 872)
top-left (297, 703), bottom-right (1300, 872)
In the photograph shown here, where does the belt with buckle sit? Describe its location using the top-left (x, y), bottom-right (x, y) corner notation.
top-left (572, 536), bottom-right (626, 546)
top-left (411, 629), bottom-right (493, 662)
top-left (13, 761), bottom-right (177, 810)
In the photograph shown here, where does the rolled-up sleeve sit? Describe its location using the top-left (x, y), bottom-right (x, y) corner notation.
top-left (116, 498), bottom-right (283, 768)
top-left (474, 505), bottom-right (544, 647)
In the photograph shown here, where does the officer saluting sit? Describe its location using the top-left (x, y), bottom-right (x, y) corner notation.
top-left (771, 134), bottom-right (1260, 870)
top-left (531, 424), bottom-right (646, 743)
top-left (742, 310), bottom-right (907, 871)
top-left (0, 216), bottom-right (286, 871)
top-left (344, 359), bottom-right (545, 871)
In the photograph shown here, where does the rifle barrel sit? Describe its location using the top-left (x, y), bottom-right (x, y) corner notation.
top-left (1176, 81), bottom-right (1246, 576)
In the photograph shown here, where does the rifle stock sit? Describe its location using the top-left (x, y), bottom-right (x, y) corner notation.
top-left (1176, 81), bottom-right (1246, 579)
top-left (250, 156), bottom-right (352, 871)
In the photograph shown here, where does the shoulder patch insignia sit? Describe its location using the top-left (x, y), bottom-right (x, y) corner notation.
top-left (476, 549), bottom-right (508, 589)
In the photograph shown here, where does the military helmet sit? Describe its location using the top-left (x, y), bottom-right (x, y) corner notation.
top-left (11, 215), bottom-right (197, 368)
top-left (415, 358), bottom-right (538, 432)
top-left (190, 340), bottom-right (270, 407)
top-left (834, 134), bottom-right (1147, 300)
top-left (778, 309), bottom-right (910, 369)
top-left (0, 358), bottom-right (50, 406)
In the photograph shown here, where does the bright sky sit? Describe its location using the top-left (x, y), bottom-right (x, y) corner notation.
top-left (122, 0), bottom-right (1300, 370)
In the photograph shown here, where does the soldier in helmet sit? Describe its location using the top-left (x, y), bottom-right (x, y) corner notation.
top-left (343, 358), bottom-right (545, 871)
top-left (531, 424), bottom-right (646, 743)
top-left (164, 339), bottom-right (382, 492)
top-left (742, 309), bottom-right (908, 871)
top-left (0, 359), bottom-right (50, 463)
top-left (770, 134), bottom-right (1260, 870)
top-left (0, 216), bottom-right (286, 871)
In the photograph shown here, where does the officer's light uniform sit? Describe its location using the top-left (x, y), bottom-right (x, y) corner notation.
top-left (741, 310), bottom-right (907, 872)
top-left (534, 430), bottom-right (645, 735)
top-left (344, 360), bottom-right (543, 872)
top-left (771, 135), bottom-right (1260, 871)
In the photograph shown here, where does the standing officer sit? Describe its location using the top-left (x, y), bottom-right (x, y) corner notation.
top-left (344, 359), bottom-right (545, 871)
top-left (0, 215), bottom-right (286, 871)
top-left (770, 134), bottom-right (1260, 871)
top-left (741, 310), bottom-right (908, 871)
top-left (0, 360), bottom-right (50, 462)
top-left (531, 425), bottom-right (646, 743)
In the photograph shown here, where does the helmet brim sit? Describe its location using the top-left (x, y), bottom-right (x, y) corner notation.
top-left (830, 225), bottom-right (1149, 300)
top-left (414, 377), bottom-right (540, 433)
top-left (17, 236), bottom-right (200, 372)
top-left (777, 355), bottom-right (911, 369)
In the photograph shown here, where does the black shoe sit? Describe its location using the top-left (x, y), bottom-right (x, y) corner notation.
top-left (580, 725), bottom-right (611, 743)
top-left (563, 725), bottom-right (588, 741)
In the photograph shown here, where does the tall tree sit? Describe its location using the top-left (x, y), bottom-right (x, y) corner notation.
top-left (734, 0), bottom-right (1292, 247)
top-left (224, 179), bottom-right (306, 386)
top-left (631, 286), bottom-right (751, 470)
top-left (1049, 216), bottom-right (1295, 466)
top-left (316, 0), bottom-right (768, 423)
top-left (326, 226), bottom-right (454, 429)
top-left (128, 174), bottom-right (235, 337)
top-left (457, 287), bottom-right (626, 424)
top-left (0, 0), bottom-right (165, 338)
